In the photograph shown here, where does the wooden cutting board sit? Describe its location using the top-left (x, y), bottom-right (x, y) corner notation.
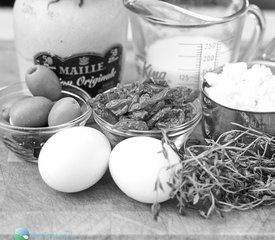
top-left (0, 42), bottom-right (275, 240)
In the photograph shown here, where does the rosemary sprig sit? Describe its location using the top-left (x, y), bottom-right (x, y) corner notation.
top-left (154, 124), bottom-right (275, 219)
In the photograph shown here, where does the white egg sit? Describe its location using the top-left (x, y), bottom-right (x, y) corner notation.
top-left (38, 126), bottom-right (111, 193)
top-left (109, 136), bottom-right (180, 204)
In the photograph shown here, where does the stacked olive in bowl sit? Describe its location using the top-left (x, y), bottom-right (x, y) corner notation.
top-left (0, 65), bottom-right (92, 162)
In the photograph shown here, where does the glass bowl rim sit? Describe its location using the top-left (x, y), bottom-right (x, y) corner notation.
top-left (0, 81), bottom-right (92, 132)
top-left (93, 93), bottom-right (202, 135)
top-left (201, 61), bottom-right (275, 114)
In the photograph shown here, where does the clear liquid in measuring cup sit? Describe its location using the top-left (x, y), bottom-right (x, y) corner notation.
top-left (138, 36), bottom-right (233, 89)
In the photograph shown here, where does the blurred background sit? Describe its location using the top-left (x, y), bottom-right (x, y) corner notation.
top-left (0, 0), bottom-right (275, 8)
top-left (0, 0), bottom-right (13, 7)
top-left (0, 0), bottom-right (274, 43)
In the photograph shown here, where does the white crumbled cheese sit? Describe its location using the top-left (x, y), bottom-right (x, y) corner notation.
top-left (204, 62), bottom-right (275, 112)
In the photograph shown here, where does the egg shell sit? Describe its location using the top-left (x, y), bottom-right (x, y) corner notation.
top-left (109, 136), bottom-right (180, 204)
top-left (38, 126), bottom-right (111, 193)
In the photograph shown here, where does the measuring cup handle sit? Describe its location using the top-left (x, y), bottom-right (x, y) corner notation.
top-left (239, 4), bottom-right (266, 62)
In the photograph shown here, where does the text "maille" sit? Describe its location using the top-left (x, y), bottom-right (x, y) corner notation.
top-left (58, 62), bottom-right (105, 75)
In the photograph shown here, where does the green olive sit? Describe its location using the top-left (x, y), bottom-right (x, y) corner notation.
top-left (1, 96), bottom-right (29, 122)
top-left (10, 96), bottom-right (53, 127)
top-left (25, 65), bottom-right (62, 101)
top-left (48, 97), bottom-right (82, 126)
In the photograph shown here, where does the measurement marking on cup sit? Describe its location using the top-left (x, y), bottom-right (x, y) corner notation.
top-left (215, 41), bottom-right (223, 68)
top-left (158, 37), bottom-right (233, 85)
top-left (143, 35), bottom-right (236, 90)
top-left (216, 39), bottom-right (233, 67)
top-left (216, 42), bottom-right (220, 67)
top-left (178, 55), bottom-right (198, 58)
top-left (198, 44), bottom-right (203, 75)
top-left (178, 68), bottom-right (198, 72)
top-left (178, 43), bottom-right (203, 46)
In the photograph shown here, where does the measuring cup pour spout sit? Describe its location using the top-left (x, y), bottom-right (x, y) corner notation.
top-left (124, 0), bottom-right (266, 90)
top-left (123, 0), bottom-right (224, 25)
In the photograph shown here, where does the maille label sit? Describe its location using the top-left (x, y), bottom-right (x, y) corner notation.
top-left (34, 45), bottom-right (123, 97)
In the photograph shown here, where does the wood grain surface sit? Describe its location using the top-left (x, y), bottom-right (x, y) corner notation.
top-left (0, 41), bottom-right (275, 240)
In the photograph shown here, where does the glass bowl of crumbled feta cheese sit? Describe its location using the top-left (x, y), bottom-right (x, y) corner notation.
top-left (201, 61), bottom-right (275, 140)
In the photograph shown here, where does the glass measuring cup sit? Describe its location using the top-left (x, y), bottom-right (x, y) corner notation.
top-left (123, 0), bottom-right (266, 90)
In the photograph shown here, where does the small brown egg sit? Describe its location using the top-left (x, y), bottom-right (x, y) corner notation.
top-left (25, 65), bottom-right (62, 101)
top-left (9, 96), bottom-right (53, 127)
top-left (48, 97), bottom-right (82, 126)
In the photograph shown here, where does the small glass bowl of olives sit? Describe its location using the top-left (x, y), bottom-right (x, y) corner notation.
top-left (0, 65), bottom-right (92, 163)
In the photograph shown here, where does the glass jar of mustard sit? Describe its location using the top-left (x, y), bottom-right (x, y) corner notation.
top-left (13, 0), bottom-right (128, 97)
